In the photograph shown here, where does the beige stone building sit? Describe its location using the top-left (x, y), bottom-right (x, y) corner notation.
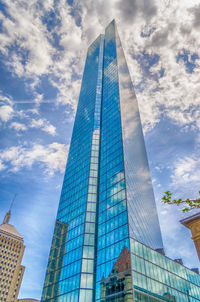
top-left (0, 210), bottom-right (25, 302)
top-left (181, 212), bottom-right (200, 261)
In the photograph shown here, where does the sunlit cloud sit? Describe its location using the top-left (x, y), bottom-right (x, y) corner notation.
top-left (0, 143), bottom-right (69, 175)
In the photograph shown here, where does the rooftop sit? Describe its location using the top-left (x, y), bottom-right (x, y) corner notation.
top-left (0, 209), bottom-right (24, 243)
top-left (180, 212), bottom-right (200, 227)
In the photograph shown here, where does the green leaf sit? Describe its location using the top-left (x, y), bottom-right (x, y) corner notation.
top-left (161, 190), bottom-right (200, 212)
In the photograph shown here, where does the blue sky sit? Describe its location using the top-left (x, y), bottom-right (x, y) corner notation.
top-left (0, 0), bottom-right (200, 299)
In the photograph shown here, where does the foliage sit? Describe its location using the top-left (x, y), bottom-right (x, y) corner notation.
top-left (162, 191), bottom-right (200, 212)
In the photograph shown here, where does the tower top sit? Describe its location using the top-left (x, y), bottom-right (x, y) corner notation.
top-left (0, 194), bottom-right (23, 242)
top-left (3, 209), bottom-right (11, 224)
top-left (2, 194), bottom-right (17, 224)
top-left (0, 209), bottom-right (24, 243)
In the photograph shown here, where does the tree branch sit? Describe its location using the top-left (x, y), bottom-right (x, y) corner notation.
top-left (161, 191), bottom-right (200, 212)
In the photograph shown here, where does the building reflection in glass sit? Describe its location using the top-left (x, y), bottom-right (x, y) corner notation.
top-left (100, 247), bottom-right (133, 302)
top-left (41, 220), bottom-right (68, 301)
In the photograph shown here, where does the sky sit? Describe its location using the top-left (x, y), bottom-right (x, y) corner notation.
top-left (0, 0), bottom-right (200, 299)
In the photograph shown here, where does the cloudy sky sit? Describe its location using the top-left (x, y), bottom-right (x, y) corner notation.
top-left (0, 0), bottom-right (200, 299)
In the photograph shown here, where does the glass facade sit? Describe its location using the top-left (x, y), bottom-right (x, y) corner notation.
top-left (115, 25), bottom-right (163, 249)
top-left (41, 20), bottom-right (200, 302)
top-left (131, 238), bottom-right (200, 302)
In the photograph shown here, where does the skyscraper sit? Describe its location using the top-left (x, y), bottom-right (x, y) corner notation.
top-left (41, 20), bottom-right (200, 302)
top-left (0, 210), bottom-right (25, 301)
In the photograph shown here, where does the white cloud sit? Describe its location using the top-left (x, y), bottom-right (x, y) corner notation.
top-left (0, 90), bottom-right (56, 135)
top-left (27, 108), bottom-right (39, 115)
top-left (9, 122), bottom-right (27, 131)
top-left (0, 160), bottom-right (6, 171)
top-left (0, 0), bottom-right (199, 131)
top-left (0, 93), bottom-right (14, 122)
top-left (42, 124), bottom-right (56, 136)
top-left (34, 93), bottom-right (44, 105)
top-left (0, 0), bottom-right (84, 111)
top-left (30, 119), bottom-right (46, 128)
top-left (30, 118), bottom-right (56, 135)
top-left (0, 0), bottom-right (54, 77)
top-left (170, 155), bottom-right (200, 196)
top-left (0, 143), bottom-right (69, 175)
top-left (64, 0), bottom-right (200, 133)
top-left (7, 115), bottom-right (56, 135)
top-left (0, 105), bottom-right (13, 122)
top-left (114, 0), bottom-right (200, 132)
top-left (0, 93), bottom-right (13, 105)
